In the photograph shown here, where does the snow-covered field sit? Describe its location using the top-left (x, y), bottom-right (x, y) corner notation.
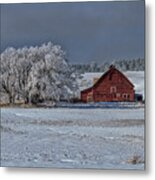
top-left (79, 71), bottom-right (144, 98)
top-left (1, 107), bottom-right (145, 169)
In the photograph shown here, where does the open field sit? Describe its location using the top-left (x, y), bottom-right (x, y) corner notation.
top-left (1, 107), bottom-right (144, 169)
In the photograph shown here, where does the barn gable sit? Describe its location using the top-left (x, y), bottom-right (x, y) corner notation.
top-left (93, 65), bottom-right (134, 89)
top-left (81, 65), bottom-right (135, 102)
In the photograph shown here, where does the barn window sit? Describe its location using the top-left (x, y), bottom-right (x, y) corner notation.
top-left (116, 93), bottom-right (120, 97)
top-left (87, 94), bottom-right (93, 102)
top-left (110, 86), bottom-right (117, 93)
top-left (123, 94), bottom-right (127, 99)
top-left (123, 94), bottom-right (130, 100)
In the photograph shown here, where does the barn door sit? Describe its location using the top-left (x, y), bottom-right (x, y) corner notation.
top-left (110, 86), bottom-right (117, 101)
top-left (87, 92), bottom-right (93, 102)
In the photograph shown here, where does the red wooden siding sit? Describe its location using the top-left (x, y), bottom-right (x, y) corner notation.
top-left (81, 65), bottom-right (134, 103)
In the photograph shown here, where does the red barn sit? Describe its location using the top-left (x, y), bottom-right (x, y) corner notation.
top-left (81, 65), bottom-right (134, 102)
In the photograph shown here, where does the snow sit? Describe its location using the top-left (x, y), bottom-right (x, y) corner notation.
top-left (0, 42), bottom-right (78, 104)
top-left (79, 71), bottom-right (144, 98)
top-left (1, 108), bottom-right (144, 122)
top-left (1, 107), bottom-right (144, 169)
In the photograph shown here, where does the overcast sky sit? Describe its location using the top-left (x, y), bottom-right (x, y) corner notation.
top-left (1, 1), bottom-right (144, 64)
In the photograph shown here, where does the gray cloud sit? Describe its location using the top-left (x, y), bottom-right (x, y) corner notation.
top-left (1, 1), bottom-right (144, 63)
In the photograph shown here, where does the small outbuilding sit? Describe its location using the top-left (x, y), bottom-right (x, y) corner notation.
top-left (81, 65), bottom-right (135, 103)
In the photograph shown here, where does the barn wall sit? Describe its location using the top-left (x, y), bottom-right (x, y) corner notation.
top-left (81, 68), bottom-right (135, 102)
top-left (93, 70), bottom-right (134, 102)
top-left (81, 89), bottom-right (92, 102)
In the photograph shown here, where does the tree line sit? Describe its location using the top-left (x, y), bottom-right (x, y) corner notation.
top-left (72, 58), bottom-right (145, 73)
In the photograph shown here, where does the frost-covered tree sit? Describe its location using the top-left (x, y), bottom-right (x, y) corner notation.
top-left (72, 58), bottom-right (144, 73)
top-left (0, 42), bottom-right (79, 104)
top-left (28, 43), bottom-right (78, 103)
top-left (0, 48), bottom-right (18, 103)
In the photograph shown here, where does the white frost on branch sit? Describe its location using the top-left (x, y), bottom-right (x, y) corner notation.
top-left (0, 42), bottom-right (79, 104)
